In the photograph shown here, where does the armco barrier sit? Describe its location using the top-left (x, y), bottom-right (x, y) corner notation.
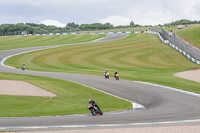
top-left (144, 30), bottom-right (200, 64)
top-left (150, 27), bottom-right (200, 61)
top-left (32, 31), bottom-right (141, 36)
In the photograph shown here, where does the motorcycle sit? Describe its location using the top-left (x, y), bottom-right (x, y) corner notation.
top-left (22, 65), bottom-right (25, 70)
top-left (115, 74), bottom-right (119, 80)
top-left (104, 72), bottom-right (109, 79)
top-left (88, 103), bottom-right (103, 116)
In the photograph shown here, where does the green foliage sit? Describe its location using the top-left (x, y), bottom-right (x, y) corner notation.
top-left (0, 22), bottom-right (143, 36)
top-left (67, 22), bottom-right (79, 28)
top-left (79, 23), bottom-right (113, 30)
top-left (130, 21), bottom-right (135, 26)
top-left (0, 23), bottom-right (71, 35)
top-left (164, 19), bottom-right (200, 26)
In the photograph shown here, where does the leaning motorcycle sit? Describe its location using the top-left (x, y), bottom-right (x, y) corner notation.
top-left (104, 72), bottom-right (109, 79)
top-left (115, 74), bottom-right (119, 80)
top-left (88, 103), bottom-right (103, 116)
top-left (22, 65), bottom-right (25, 70)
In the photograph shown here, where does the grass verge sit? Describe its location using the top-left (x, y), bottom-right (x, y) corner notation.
top-left (0, 72), bottom-right (132, 117)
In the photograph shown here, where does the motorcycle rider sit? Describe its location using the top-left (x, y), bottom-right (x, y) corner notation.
top-left (22, 64), bottom-right (25, 70)
top-left (114, 71), bottom-right (118, 77)
top-left (104, 69), bottom-right (109, 78)
top-left (104, 69), bottom-right (107, 73)
top-left (104, 69), bottom-right (107, 75)
top-left (89, 99), bottom-right (100, 110)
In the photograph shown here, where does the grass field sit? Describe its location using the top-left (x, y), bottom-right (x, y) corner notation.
top-left (163, 26), bottom-right (178, 31)
top-left (0, 34), bottom-right (106, 51)
top-left (0, 73), bottom-right (131, 117)
top-left (175, 24), bottom-right (200, 48)
top-left (6, 33), bottom-right (200, 95)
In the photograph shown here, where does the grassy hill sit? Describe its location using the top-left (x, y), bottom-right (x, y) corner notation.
top-left (6, 33), bottom-right (200, 94)
top-left (175, 24), bottom-right (200, 48)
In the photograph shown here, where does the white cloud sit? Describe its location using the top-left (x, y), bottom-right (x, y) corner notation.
top-left (0, 0), bottom-right (41, 6)
top-left (0, 0), bottom-right (200, 25)
top-left (40, 19), bottom-right (66, 27)
top-left (99, 16), bottom-right (132, 26)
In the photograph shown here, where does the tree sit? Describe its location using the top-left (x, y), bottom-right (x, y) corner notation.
top-left (79, 23), bottom-right (113, 30)
top-left (67, 22), bottom-right (79, 28)
top-left (130, 21), bottom-right (135, 26)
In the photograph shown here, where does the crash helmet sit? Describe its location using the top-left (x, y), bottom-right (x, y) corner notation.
top-left (89, 99), bottom-right (93, 102)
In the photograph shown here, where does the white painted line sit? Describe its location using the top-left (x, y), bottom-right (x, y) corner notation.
top-left (133, 80), bottom-right (200, 98)
top-left (1, 119), bottom-right (200, 130)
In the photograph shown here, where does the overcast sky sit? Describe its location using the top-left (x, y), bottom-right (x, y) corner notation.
top-left (0, 0), bottom-right (200, 27)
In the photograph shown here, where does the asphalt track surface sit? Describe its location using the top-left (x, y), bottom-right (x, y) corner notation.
top-left (1, 33), bottom-right (200, 131)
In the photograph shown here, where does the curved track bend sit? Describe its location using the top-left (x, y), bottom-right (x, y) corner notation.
top-left (0, 33), bottom-right (200, 130)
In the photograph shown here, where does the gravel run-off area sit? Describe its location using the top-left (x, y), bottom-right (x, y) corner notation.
top-left (0, 80), bottom-right (56, 97)
top-left (173, 69), bottom-right (200, 83)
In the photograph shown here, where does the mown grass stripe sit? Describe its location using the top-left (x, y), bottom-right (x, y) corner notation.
top-left (0, 34), bottom-right (106, 51)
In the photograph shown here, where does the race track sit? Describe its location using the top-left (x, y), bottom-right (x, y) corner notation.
top-left (1, 33), bottom-right (200, 131)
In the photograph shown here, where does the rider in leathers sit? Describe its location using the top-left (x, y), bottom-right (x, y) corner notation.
top-left (89, 99), bottom-right (100, 110)
top-left (114, 71), bottom-right (118, 77)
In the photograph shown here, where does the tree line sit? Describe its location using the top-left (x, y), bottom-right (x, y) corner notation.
top-left (163, 19), bottom-right (200, 26)
top-left (0, 21), bottom-right (142, 36)
top-left (0, 19), bottom-right (199, 36)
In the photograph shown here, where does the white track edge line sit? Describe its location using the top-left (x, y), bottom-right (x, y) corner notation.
top-left (1, 119), bottom-right (200, 130)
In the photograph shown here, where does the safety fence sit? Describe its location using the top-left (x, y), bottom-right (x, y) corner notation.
top-left (144, 30), bottom-right (200, 64)
top-left (150, 27), bottom-right (200, 61)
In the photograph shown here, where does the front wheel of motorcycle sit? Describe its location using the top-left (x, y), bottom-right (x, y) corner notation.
top-left (90, 109), bottom-right (96, 116)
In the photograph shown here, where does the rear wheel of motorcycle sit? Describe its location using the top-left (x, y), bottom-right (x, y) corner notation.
top-left (100, 109), bottom-right (103, 115)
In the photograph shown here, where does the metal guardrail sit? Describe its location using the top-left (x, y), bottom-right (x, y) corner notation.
top-left (150, 27), bottom-right (200, 60)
